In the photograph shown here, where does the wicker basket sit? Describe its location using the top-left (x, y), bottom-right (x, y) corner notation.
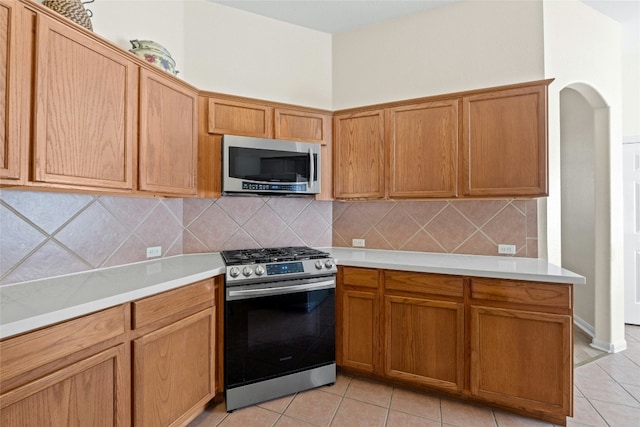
top-left (43, 0), bottom-right (93, 31)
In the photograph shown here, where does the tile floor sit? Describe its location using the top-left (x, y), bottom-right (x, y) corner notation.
top-left (189, 325), bottom-right (640, 427)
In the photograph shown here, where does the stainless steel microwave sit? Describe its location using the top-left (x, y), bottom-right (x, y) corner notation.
top-left (222, 135), bottom-right (321, 195)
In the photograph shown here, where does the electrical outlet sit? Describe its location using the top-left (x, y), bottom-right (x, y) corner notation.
top-left (352, 239), bottom-right (366, 247)
top-left (146, 246), bottom-right (162, 258)
top-left (498, 244), bottom-right (516, 255)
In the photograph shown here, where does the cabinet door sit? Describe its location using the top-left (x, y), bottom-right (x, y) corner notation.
top-left (340, 289), bottom-right (380, 374)
top-left (275, 107), bottom-right (333, 200)
top-left (32, 15), bottom-right (137, 190)
top-left (469, 305), bottom-right (572, 419)
top-left (334, 110), bottom-right (385, 199)
top-left (133, 308), bottom-right (215, 427)
top-left (384, 295), bottom-right (464, 392)
top-left (0, 344), bottom-right (128, 427)
top-left (0, 0), bottom-right (21, 183)
top-left (207, 97), bottom-right (273, 138)
top-left (139, 68), bottom-right (197, 196)
top-left (462, 84), bottom-right (548, 197)
top-left (388, 100), bottom-right (458, 198)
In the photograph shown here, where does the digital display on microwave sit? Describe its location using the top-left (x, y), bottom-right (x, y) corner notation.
top-left (242, 182), bottom-right (307, 192)
top-left (266, 262), bottom-right (304, 275)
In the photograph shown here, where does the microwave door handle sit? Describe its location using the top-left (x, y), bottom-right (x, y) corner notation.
top-left (308, 148), bottom-right (314, 190)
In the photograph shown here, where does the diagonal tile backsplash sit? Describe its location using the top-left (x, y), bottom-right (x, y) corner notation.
top-left (0, 190), bottom-right (535, 286)
top-left (332, 199), bottom-right (537, 257)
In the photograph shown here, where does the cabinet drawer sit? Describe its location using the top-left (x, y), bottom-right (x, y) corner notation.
top-left (470, 278), bottom-right (571, 309)
top-left (132, 278), bottom-right (214, 329)
top-left (341, 267), bottom-right (379, 289)
top-left (0, 305), bottom-right (126, 383)
top-left (385, 271), bottom-right (463, 298)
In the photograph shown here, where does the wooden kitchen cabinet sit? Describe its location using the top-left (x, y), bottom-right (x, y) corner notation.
top-left (0, 305), bottom-right (129, 426)
top-left (138, 68), bottom-right (198, 196)
top-left (0, 0), bottom-right (24, 185)
top-left (337, 267), bottom-right (381, 374)
top-left (31, 10), bottom-right (138, 191)
top-left (461, 83), bottom-right (548, 197)
top-left (207, 97), bottom-right (273, 138)
top-left (388, 100), bottom-right (459, 198)
top-left (469, 277), bottom-right (573, 424)
top-left (333, 110), bottom-right (385, 199)
top-left (131, 278), bottom-right (216, 427)
top-left (383, 271), bottom-right (464, 392)
top-left (275, 107), bottom-right (333, 200)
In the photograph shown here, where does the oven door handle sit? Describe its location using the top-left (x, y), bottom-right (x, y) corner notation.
top-left (227, 279), bottom-right (335, 300)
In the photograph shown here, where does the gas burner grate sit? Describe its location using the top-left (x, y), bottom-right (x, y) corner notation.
top-left (221, 246), bottom-right (330, 266)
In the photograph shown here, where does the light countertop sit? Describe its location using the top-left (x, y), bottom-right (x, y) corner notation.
top-left (0, 249), bottom-right (584, 340)
top-left (0, 253), bottom-right (225, 339)
top-left (327, 248), bottom-right (586, 285)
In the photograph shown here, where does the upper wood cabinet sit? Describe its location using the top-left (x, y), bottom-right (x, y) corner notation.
top-left (0, 0), bottom-right (22, 184)
top-left (462, 84), bottom-right (548, 197)
top-left (207, 97), bottom-right (273, 138)
top-left (388, 100), bottom-right (459, 198)
top-left (138, 68), bottom-right (198, 196)
top-left (201, 94), bottom-right (333, 199)
top-left (333, 110), bottom-right (385, 199)
top-left (333, 80), bottom-right (551, 200)
top-left (31, 11), bottom-right (138, 191)
top-left (275, 107), bottom-right (333, 200)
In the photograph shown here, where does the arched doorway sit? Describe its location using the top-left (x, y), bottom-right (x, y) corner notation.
top-left (559, 83), bottom-right (626, 352)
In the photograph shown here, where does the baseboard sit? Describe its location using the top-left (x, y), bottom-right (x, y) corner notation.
top-left (574, 316), bottom-right (628, 353)
top-left (591, 338), bottom-right (627, 354)
top-left (573, 315), bottom-right (595, 337)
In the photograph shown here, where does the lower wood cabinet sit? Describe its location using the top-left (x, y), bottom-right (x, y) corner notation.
top-left (469, 278), bottom-right (573, 424)
top-left (0, 276), bottom-right (220, 427)
top-left (1, 344), bottom-right (128, 427)
top-left (0, 305), bottom-right (129, 426)
top-left (337, 267), bottom-right (381, 374)
top-left (337, 267), bottom-right (574, 425)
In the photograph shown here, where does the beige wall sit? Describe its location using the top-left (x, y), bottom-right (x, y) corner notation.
top-left (543, 0), bottom-right (624, 350)
top-left (88, 0), bottom-right (333, 109)
top-left (332, 0), bottom-right (545, 110)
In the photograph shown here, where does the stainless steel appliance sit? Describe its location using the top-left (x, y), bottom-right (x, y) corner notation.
top-left (221, 246), bottom-right (337, 411)
top-left (222, 135), bottom-right (321, 195)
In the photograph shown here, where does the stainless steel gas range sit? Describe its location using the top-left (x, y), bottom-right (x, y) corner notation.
top-left (221, 246), bottom-right (337, 411)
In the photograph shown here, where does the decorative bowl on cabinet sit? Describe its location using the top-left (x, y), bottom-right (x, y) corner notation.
top-left (129, 39), bottom-right (179, 76)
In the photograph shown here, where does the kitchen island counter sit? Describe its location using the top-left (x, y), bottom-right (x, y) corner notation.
top-left (0, 253), bottom-right (225, 339)
top-left (327, 247), bottom-right (586, 285)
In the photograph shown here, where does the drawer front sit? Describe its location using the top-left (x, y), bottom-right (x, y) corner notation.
top-left (0, 305), bottom-right (126, 383)
top-left (470, 278), bottom-right (572, 309)
top-left (132, 278), bottom-right (214, 329)
top-left (385, 271), bottom-right (464, 299)
top-left (341, 267), bottom-right (379, 289)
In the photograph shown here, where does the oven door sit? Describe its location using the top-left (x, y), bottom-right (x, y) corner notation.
top-left (224, 276), bottom-right (335, 390)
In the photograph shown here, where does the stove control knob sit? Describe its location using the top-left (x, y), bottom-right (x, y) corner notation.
top-left (315, 260), bottom-right (324, 270)
top-left (229, 267), bottom-right (240, 278)
top-left (242, 266), bottom-right (253, 277)
top-left (324, 260), bottom-right (334, 269)
top-left (255, 266), bottom-right (265, 276)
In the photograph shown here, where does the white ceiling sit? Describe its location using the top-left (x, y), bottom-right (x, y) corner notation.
top-left (209, 0), bottom-right (640, 34)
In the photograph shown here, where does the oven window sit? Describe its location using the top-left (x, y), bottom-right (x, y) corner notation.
top-left (228, 147), bottom-right (318, 183)
top-left (225, 289), bottom-right (335, 388)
